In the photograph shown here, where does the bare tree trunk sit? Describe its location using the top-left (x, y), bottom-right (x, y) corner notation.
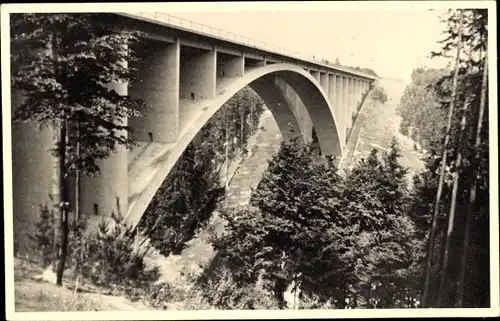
top-left (225, 125), bottom-right (229, 191)
top-left (421, 9), bottom-right (464, 308)
top-left (437, 78), bottom-right (471, 307)
top-left (51, 120), bottom-right (61, 258)
top-left (74, 121), bottom-right (80, 233)
top-left (251, 99), bottom-right (255, 135)
top-left (456, 51), bottom-right (488, 307)
top-left (239, 102), bottom-right (245, 149)
top-left (56, 119), bottom-right (70, 286)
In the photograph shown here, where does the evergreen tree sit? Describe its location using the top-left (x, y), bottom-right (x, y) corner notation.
top-left (341, 139), bottom-right (419, 308)
top-left (213, 138), bottom-right (349, 308)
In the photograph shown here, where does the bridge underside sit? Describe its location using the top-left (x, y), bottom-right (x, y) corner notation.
top-left (11, 29), bottom-right (374, 249)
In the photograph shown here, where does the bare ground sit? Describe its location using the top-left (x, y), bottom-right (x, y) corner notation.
top-left (13, 257), bottom-right (153, 312)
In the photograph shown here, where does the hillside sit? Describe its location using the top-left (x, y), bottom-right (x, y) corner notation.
top-left (347, 78), bottom-right (425, 180)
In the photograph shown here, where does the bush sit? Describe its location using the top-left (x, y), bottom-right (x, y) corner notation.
top-left (30, 204), bottom-right (57, 267)
top-left (70, 215), bottom-right (160, 291)
top-left (30, 206), bottom-right (161, 302)
top-left (371, 85), bottom-right (389, 104)
top-left (188, 254), bottom-right (280, 310)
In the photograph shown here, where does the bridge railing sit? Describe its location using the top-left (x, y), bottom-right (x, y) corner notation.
top-left (132, 12), bottom-right (306, 58)
top-left (122, 12), bottom-right (377, 79)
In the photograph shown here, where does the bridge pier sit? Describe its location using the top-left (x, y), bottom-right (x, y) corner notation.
top-left (349, 78), bottom-right (356, 131)
top-left (80, 81), bottom-right (129, 229)
top-left (217, 51), bottom-right (245, 78)
top-left (327, 74), bottom-right (335, 109)
top-left (342, 76), bottom-right (350, 139)
top-left (11, 90), bottom-right (56, 252)
top-left (320, 71), bottom-right (329, 96)
top-left (334, 75), bottom-right (344, 144)
top-left (129, 39), bottom-right (180, 143)
top-left (179, 46), bottom-right (217, 101)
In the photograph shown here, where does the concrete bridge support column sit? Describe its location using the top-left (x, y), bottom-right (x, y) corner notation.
top-left (327, 74), bottom-right (335, 107)
top-left (217, 53), bottom-right (244, 78)
top-left (180, 47), bottom-right (217, 101)
top-left (334, 75), bottom-right (343, 144)
top-left (341, 76), bottom-right (349, 141)
top-left (320, 72), bottom-right (329, 97)
top-left (11, 90), bottom-right (56, 252)
top-left (129, 39), bottom-right (180, 143)
top-left (355, 79), bottom-right (362, 112)
top-left (343, 76), bottom-right (352, 139)
top-left (310, 69), bottom-right (320, 82)
top-left (349, 77), bottom-right (356, 129)
top-left (80, 81), bottom-right (129, 228)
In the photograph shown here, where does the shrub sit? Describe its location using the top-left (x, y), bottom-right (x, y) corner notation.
top-left (29, 204), bottom-right (56, 267)
top-left (30, 206), bottom-right (161, 302)
top-left (69, 214), bottom-right (160, 292)
top-left (371, 85), bottom-right (389, 104)
top-left (189, 256), bottom-right (280, 310)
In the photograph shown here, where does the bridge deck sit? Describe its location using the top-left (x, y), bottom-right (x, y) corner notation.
top-left (116, 12), bottom-right (377, 81)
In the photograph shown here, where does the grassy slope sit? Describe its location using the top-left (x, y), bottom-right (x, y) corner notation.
top-left (13, 257), bottom-right (152, 312)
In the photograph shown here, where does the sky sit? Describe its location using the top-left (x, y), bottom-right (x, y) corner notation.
top-left (170, 10), bottom-right (451, 81)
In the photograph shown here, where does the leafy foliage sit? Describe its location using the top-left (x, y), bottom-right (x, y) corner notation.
top-left (189, 257), bottom-right (280, 310)
top-left (211, 138), bottom-right (345, 308)
top-left (397, 68), bottom-right (449, 149)
top-left (10, 13), bottom-right (146, 176)
top-left (410, 9), bottom-right (489, 308)
top-left (31, 205), bottom-right (161, 302)
top-left (30, 204), bottom-right (57, 267)
top-left (371, 85), bottom-right (388, 104)
top-left (340, 139), bottom-right (421, 308)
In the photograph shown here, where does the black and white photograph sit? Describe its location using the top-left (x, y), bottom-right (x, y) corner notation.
top-left (2, 1), bottom-right (498, 319)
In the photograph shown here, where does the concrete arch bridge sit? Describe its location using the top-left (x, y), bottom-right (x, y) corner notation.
top-left (11, 13), bottom-right (377, 248)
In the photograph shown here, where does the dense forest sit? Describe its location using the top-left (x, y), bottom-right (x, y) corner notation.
top-left (12, 8), bottom-right (490, 311)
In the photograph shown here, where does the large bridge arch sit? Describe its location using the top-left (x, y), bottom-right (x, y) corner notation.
top-left (125, 63), bottom-right (344, 228)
